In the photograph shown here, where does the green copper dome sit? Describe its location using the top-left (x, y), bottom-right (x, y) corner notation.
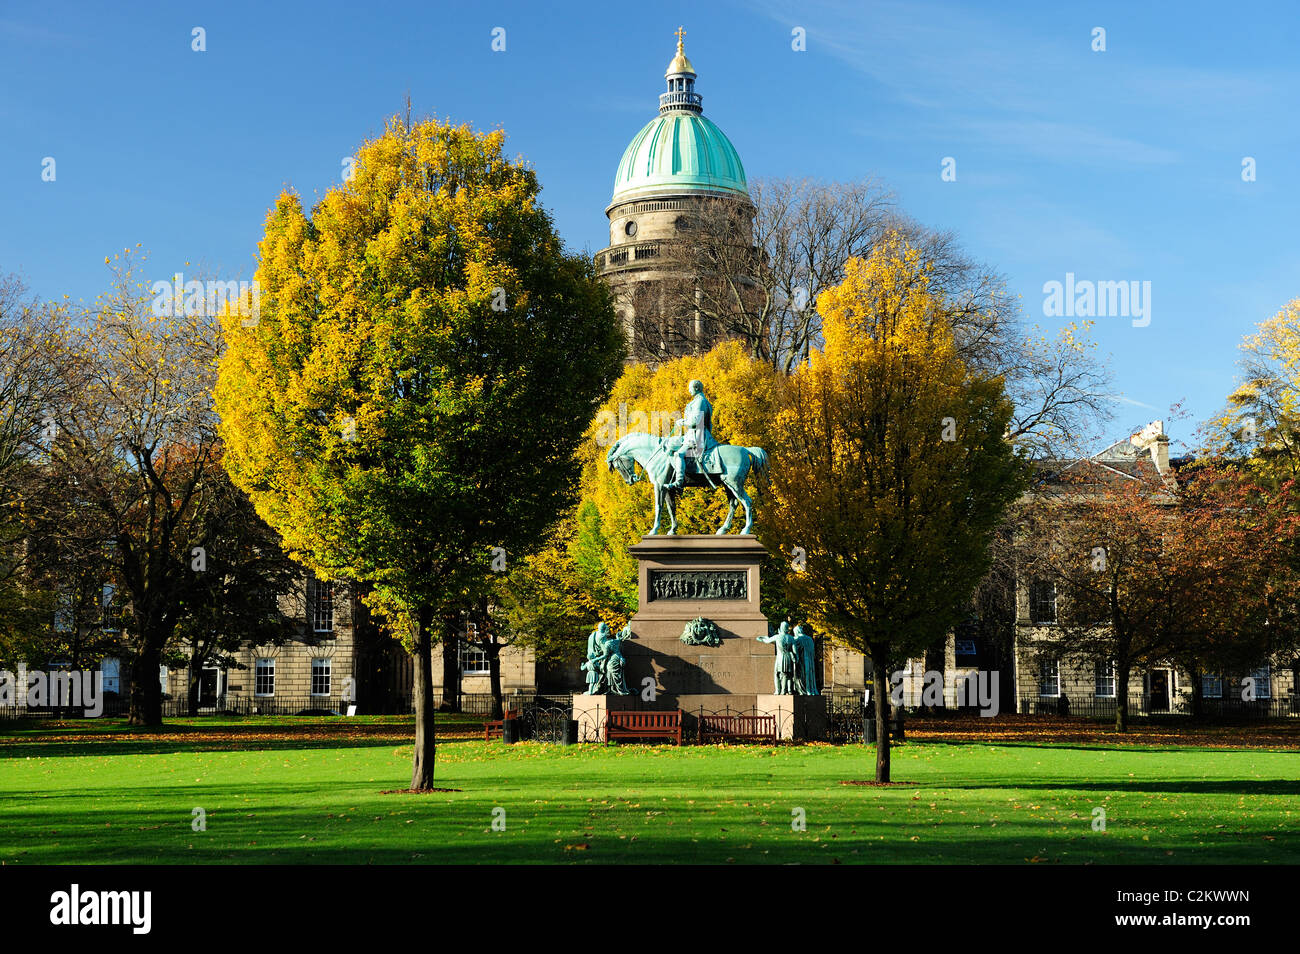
top-left (610, 34), bottom-right (748, 205)
top-left (612, 113), bottom-right (748, 203)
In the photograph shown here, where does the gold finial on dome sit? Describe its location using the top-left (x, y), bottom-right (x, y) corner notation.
top-left (666, 26), bottom-right (695, 75)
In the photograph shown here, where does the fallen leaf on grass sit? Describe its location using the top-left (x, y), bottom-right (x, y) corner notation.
top-left (839, 780), bottom-right (908, 787)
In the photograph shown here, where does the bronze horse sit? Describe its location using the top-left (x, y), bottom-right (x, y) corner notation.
top-left (606, 432), bottom-right (768, 535)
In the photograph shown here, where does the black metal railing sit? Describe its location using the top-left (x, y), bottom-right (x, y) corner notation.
top-left (0, 689), bottom-right (574, 721)
top-left (1018, 694), bottom-right (1298, 720)
top-left (826, 698), bottom-right (868, 744)
top-left (521, 704), bottom-right (574, 743)
top-left (822, 688), bottom-right (1300, 723)
top-left (7, 687), bottom-right (1292, 727)
top-left (18, 694), bottom-right (359, 719)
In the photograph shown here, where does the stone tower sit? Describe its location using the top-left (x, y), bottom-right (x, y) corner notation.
top-left (596, 30), bottom-right (756, 365)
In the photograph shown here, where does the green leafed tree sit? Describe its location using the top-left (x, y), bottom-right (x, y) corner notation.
top-left (216, 114), bottom-right (625, 789)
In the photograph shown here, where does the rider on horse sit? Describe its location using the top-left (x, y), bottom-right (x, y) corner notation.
top-left (669, 380), bottom-right (717, 490)
top-left (604, 379), bottom-right (768, 535)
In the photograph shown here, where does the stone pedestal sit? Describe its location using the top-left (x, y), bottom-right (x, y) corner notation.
top-left (756, 693), bottom-right (828, 741)
top-left (621, 534), bottom-right (772, 701)
top-left (572, 533), bottom-right (827, 741)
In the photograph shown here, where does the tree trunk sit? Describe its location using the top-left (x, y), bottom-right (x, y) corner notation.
top-left (869, 646), bottom-right (891, 783)
top-left (410, 606), bottom-right (437, 791)
top-left (1115, 659), bottom-right (1130, 732)
top-left (923, 641), bottom-right (945, 713)
top-left (127, 642), bottom-right (163, 726)
top-left (487, 639), bottom-right (503, 721)
top-left (1188, 664), bottom-right (1203, 719)
top-left (60, 630), bottom-right (83, 720)
top-left (441, 620), bottom-right (460, 713)
top-left (187, 662), bottom-right (201, 718)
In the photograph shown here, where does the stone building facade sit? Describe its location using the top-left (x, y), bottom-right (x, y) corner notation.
top-left (1013, 632), bottom-right (1297, 716)
top-left (161, 575), bottom-right (540, 713)
top-left (1011, 423), bottom-right (1297, 715)
top-left (162, 576), bottom-right (358, 711)
top-left (823, 422), bottom-right (1300, 716)
top-left (448, 635), bottom-right (539, 702)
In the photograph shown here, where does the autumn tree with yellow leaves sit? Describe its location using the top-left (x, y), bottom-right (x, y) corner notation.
top-left (761, 233), bottom-right (1027, 782)
top-left (216, 115), bottom-right (624, 790)
top-left (1209, 297), bottom-right (1300, 483)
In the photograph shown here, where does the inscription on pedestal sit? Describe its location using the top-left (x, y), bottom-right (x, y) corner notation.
top-left (648, 569), bottom-right (747, 602)
top-left (698, 655), bottom-right (739, 684)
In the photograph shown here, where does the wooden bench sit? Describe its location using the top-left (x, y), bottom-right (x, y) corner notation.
top-left (698, 713), bottom-right (777, 743)
top-left (484, 708), bottom-right (521, 741)
top-left (605, 709), bottom-right (682, 745)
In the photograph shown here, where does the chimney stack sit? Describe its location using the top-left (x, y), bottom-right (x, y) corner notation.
top-left (1151, 435), bottom-right (1170, 474)
top-left (1129, 420), bottom-right (1170, 475)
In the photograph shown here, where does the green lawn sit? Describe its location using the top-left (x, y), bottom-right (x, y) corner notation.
top-left (2, 718), bottom-right (1297, 864)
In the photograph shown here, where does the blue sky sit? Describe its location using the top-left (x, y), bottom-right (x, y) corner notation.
top-left (3, 0), bottom-right (1298, 452)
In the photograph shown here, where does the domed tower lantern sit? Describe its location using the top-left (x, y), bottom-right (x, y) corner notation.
top-left (661, 27), bottom-right (702, 114)
top-left (597, 28), bottom-right (756, 365)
